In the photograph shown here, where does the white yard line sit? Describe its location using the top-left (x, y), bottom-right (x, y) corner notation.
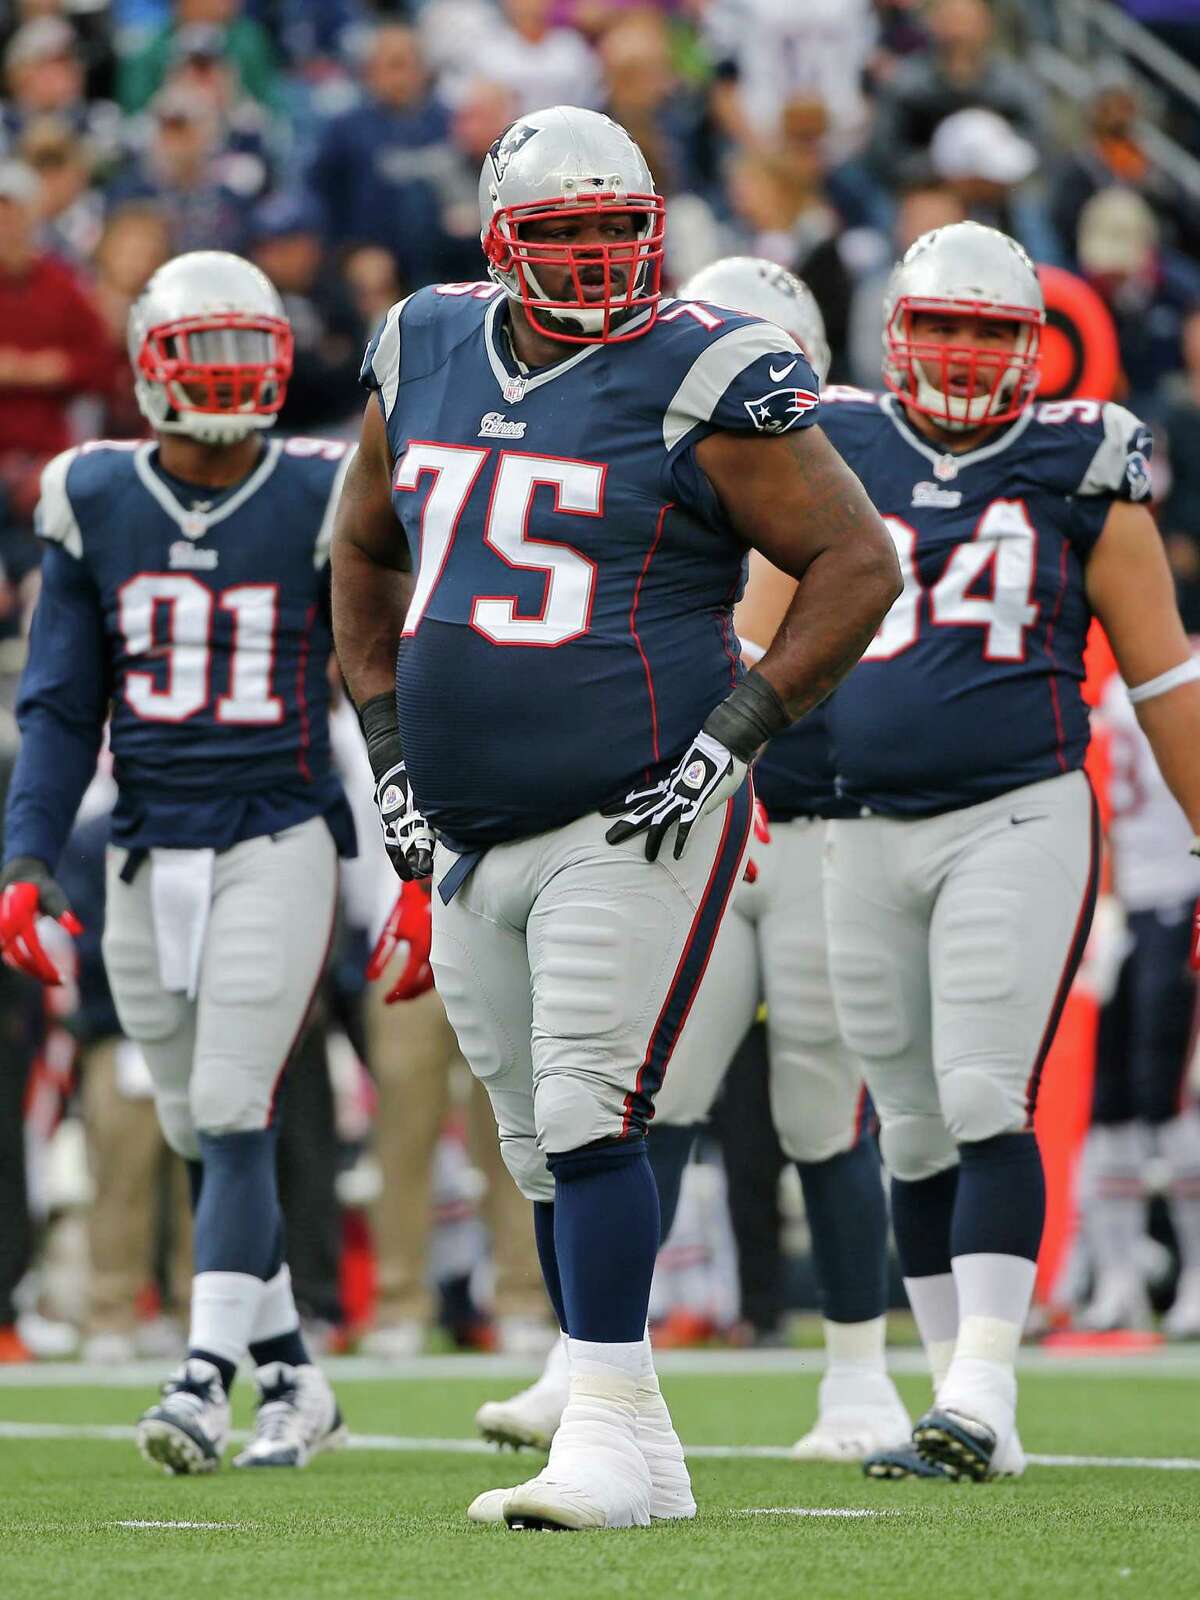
top-left (2, 1346), bottom-right (1199, 1388)
top-left (740, 1508), bottom-right (887, 1517)
top-left (112, 1520), bottom-right (242, 1530)
top-left (1, 1421), bottom-right (1197, 1472)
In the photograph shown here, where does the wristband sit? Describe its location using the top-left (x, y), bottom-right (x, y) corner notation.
top-left (359, 691), bottom-right (403, 780)
top-left (702, 672), bottom-right (791, 764)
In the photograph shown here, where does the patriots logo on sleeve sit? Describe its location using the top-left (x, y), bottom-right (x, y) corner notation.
top-left (743, 386), bottom-right (820, 436)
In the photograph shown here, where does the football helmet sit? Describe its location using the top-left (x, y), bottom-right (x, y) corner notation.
top-left (129, 251), bottom-right (293, 445)
top-left (479, 105), bottom-right (666, 345)
top-left (882, 222), bottom-right (1043, 430)
top-left (678, 257), bottom-right (831, 385)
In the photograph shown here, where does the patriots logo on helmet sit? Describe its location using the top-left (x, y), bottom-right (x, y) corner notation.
top-left (743, 387), bottom-right (820, 435)
top-left (490, 122), bottom-right (540, 182)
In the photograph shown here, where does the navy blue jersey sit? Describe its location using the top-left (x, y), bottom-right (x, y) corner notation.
top-left (752, 705), bottom-right (856, 821)
top-left (4, 437), bottom-right (358, 866)
top-left (361, 283), bottom-right (820, 847)
top-left (819, 389), bottom-right (1152, 815)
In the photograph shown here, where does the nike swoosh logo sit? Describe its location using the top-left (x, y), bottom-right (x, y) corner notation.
top-left (769, 359), bottom-right (798, 382)
top-left (1010, 813), bottom-right (1049, 826)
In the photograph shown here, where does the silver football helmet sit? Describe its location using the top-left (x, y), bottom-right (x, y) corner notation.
top-left (882, 221), bottom-right (1044, 431)
top-left (478, 105), bottom-right (665, 345)
top-left (128, 251), bottom-right (293, 445)
top-left (678, 257), bottom-right (831, 385)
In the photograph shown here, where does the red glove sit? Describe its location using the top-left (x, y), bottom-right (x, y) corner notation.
top-left (743, 798), bottom-right (772, 885)
top-left (366, 880), bottom-right (434, 1003)
top-left (0, 861), bottom-right (82, 986)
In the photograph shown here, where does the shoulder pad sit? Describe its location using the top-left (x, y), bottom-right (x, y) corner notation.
top-left (34, 447), bottom-right (84, 558)
top-left (660, 314), bottom-right (815, 453)
top-left (1077, 401), bottom-right (1153, 501)
top-left (360, 294), bottom-right (412, 419)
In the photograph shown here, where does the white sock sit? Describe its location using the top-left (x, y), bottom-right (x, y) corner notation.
top-left (1086, 1123), bottom-right (1148, 1272)
top-left (248, 1265), bottom-right (301, 1348)
top-left (903, 1272), bottom-right (958, 1391)
top-left (823, 1314), bottom-right (887, 1372)
top-left (938, 1254), bottom-right (1034, 1435)
top-left (189, 1271), bottom-right (265, 1369)
top-left (1160, 1109), bottom-right (1200, 1273)
top-left (952, 1252), bottom-right (1037, 1328)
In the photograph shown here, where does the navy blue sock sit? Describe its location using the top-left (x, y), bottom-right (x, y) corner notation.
top-left (547, 1138), bottom-right (659, 1343)
top-left (189, 1350), bottom-right (237, 1392)
top-left (890, 1165), bottom-right (959, 1279)
top-left (951, 1132), bottom-right (1045, 1262)
top-left (247, 1221), bottom-right (310, 1370)
top-left (186, 1159), bottom-right (203, 1212)
top-left (647, 1122), bottom-right (698, 1243)
top-left (194, 1128), bottom-right (282, 1279)
top-left (532, 1201), bottom-right (567, 1332)
top-left (796, 1136), bottom-right (888, 1324)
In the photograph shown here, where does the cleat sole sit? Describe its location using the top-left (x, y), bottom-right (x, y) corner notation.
top-left (136, 1418), bottom-right (220, 1476)
top-left (912, 1418), bottom-right (993, 1484)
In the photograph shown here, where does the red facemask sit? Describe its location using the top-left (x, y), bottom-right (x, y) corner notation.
top-left (137, 311), bottom-right (294, 417)
top-left (884, 297), bottom-right (1043, 428)
top-left (484, 192), bottom-right (667, 345)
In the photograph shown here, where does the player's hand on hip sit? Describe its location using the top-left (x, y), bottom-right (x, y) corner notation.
top-left (0, 857), bottom-right (83, 985)
top-left (367, 880), bottom-right (434, 1002)
top-left (374, 759), bottom-right (435, 881)
top-left (605, 732), bottom-right (746, 862)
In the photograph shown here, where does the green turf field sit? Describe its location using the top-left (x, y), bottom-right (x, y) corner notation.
top-left (2, 1354), bottom-right (1197, 1600)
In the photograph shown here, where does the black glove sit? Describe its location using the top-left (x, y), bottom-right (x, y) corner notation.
top-left (605, 732), bottom-right (745, 862)
top-left (359, 693), bottom-right (435, 881)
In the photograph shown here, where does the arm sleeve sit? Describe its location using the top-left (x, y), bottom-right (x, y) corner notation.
top-left (4, 543), bottom-right (109, 871)
top-left (1069, 402), bottom-right (1155, 558)
top-left (358, 297), bottom-right (409, 421)
top-left (662, 321), bottom-right (820, 459)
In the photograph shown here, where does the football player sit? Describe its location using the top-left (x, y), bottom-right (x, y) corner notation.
top-left (0, 252), bottom-right (355, 1474)
top-left (1078, 664), bottom-right (1200, 1336)
top-left (742, 221), bottom-right (1200, 1479)
top-left (469, 258), bottom-right (910, 1467)
top-left (331, 105), bottom-right (900, 1530)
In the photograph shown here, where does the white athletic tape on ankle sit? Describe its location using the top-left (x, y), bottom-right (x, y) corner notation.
top-left (954, 1314), bottom-right (1022, 1367)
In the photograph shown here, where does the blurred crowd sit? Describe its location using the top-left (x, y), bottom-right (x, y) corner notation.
top-left (3, 0), bottom-right (1200, 1358)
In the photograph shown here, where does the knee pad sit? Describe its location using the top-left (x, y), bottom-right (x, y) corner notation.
top-left (939, 1065), bottom-right (1025, 1145)
top-left (534, 1072), bottom-right (615, 1157)
top-left (499, 1132), bottom-right (554, 1203)
top-left (190, 1063), bottom-right (270, 1140)
top-left (880, 1111), bottom-right (957, 1183)
top-left (154, 1089), bottom-right (200, 1162)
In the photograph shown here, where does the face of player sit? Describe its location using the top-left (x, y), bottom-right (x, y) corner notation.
top-left (518, 211), bottom-right (641, 310)
top-left (908, 311), bottom-right (1022, 402)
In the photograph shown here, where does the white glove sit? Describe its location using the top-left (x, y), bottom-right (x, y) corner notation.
top-left (604, 732), bottom-right (745, 862)
top-left (374, 758), bottom-right (435, 881)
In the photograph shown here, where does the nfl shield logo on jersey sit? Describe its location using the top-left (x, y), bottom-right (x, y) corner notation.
top-left (743, 387), bottom-right (819, 436)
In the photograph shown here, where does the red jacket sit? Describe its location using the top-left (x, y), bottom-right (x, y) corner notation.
top-left (0, 253), bottom-right (117, 457)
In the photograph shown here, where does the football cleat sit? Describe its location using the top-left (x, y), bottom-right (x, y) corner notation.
top-left (501, 1375), bottom-right (652, 1531)
top-left (792, 1368), bottom-right (912, 1463)
top-left (912, 1406), bottom-right (998, 1482)
top-left (1078, 1268), bottom-right (1152, 1333)
top-left (475, 1335), bottom-right (569, 1451)
top-left (232, 1362), bottom-right (347, 1468)
top-left (136, 1357), bottom-right (230, 1475)
top-left (863, 1445), bottom-right (955, 1481)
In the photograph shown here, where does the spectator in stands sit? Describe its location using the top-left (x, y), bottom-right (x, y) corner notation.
top-left (90, 205), bottom-right (174, 439)
top-left (118, 0), bottom-right (279, 116)
top-left (2, 15), bottom-right (121, 170)
top-left (867, 0), bottom-right (1044, 187)
top-left (704, 0), bottom-right (876, 163)
top-left (847, 178), bottom-right (966, 387)
top-left (929, 106), bottom-right (1063, 264)
top-left (1049, 67), bottom-right (1200, 266)
top-left (342, 244), bottom-right (404, 337)
top-left (1076, 186), bottom-right (1200, 421)
top-left (247, 191), bottom-right (363, 434)
top-left (599, 10), bottom-right (710, 200)
top-left (1161, 310), bottom-right (1200, 630)
top-left (484, 0), bottom-right (603, 115)
top-left (309, 24), bottom-right (459, 291)
top-left (0, 161), bottom-right (114, 549)
top-left (153, 23), bottom-right (275, 202)
top-left (20, 117), bottom-right (103, 269)
top-left (438, 80), bottom-right (519, 278)
top-left (106, 85), bottom-right (252, 256)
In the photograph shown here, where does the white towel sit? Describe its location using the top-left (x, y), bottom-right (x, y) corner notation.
top-left (149, 847), bottom-right (215, 999)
